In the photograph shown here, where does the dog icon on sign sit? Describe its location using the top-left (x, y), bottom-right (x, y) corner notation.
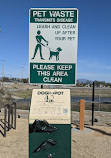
top-left (45, 95), bottom-right (54, 103)
top-left (49, 47), bottom-right (62, 61)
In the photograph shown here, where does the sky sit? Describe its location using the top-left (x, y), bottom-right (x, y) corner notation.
top-left (0, 0), bottom-right (111, 82)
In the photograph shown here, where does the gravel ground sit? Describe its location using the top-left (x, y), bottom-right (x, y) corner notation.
top-left (0, 114), bottom-right (111, 158)
top-left (0, 118), bottom-right (28, 158)
top-left (72, 125), bottom-right (111, 158)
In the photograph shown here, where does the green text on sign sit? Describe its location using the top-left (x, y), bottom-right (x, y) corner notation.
top-left (30, 63), bottom-right (75, 84)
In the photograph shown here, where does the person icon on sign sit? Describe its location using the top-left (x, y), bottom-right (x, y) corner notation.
top-left (32, 30), bottom-right (48, 60)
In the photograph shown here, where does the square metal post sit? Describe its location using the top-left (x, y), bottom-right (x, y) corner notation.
top-left (4, 107), bottom-right (7, 137)
top-left (8, 105), bottom-right (10, 131)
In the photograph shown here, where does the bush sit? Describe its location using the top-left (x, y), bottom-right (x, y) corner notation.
top-left (0, 89), bottom-right (5, 95)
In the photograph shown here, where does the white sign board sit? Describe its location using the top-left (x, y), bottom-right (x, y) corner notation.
top-left (29, 8), bottom-right (78, 85)
top-left (29, 89), bottom-right (71, 124)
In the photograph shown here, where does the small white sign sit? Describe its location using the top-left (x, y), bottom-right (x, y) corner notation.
top-left (29, 89), bottom-right (71, 124)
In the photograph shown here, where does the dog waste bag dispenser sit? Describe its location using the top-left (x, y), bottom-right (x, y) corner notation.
top-left (29, 8), bottom-right (78, 85)
top-left (29, 89), bottom-right (71, 158)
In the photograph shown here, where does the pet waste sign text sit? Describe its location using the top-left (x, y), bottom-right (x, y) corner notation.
top-left (29, 8), bottom-right (78, 85)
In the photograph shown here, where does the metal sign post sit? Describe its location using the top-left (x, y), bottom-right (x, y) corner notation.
top-left (29, 8), bottom-right (78, 85)
top-left (92, 82), bottom-right (95, 126)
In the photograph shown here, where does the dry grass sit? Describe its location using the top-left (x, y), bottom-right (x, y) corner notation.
top-left (11, 89), bottom-right (32, 99)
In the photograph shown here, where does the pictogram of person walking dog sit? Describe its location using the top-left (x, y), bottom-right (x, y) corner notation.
top-left (31, 30), bottom-right (62, 61)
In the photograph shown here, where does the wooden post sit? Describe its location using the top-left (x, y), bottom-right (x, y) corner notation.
top-left (80, 99), bottom-right (85, 131)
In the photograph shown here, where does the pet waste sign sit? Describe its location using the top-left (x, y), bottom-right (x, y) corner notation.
top-left (29, 8), bottom-right (78, 85)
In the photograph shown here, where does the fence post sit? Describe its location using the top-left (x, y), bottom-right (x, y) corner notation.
top-left (12, 102), bottom-right (16, 129)
top-left (80, 99), bottom-right (85, 131)
top-left (3, 103), bottom-right (17, 137)
top-left (4, 106), bottom-right (7, 137)
top-left (8, 105), bottom-right (10, 131)
top-left (11, 105), bottom-right (13, 128)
